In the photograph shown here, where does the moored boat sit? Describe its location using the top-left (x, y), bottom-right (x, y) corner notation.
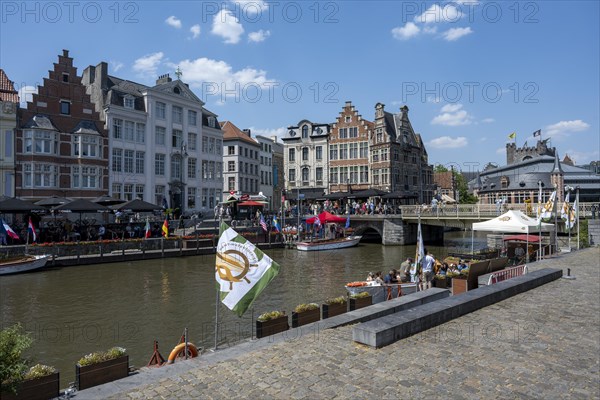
top-left (296, 235), bottom-right (362, 251)
top-left (0, 255), bottom-right (50, 275)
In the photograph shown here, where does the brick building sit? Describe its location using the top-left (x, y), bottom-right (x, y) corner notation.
top-left (0, 69), bottom-right (18, 197)
top-left (15, 50), bottom-right (109, 200)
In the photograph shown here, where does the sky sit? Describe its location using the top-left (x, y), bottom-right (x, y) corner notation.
top-left (1, 0), bottom-right (599, 173)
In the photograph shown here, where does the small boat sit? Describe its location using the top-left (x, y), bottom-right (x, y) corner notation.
top-left (0, 255), bottom-right (50, 275)
top-left (296, 235), bottom-right (362, 251)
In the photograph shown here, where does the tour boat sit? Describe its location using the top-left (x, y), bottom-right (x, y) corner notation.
top-left (0, 255), bottom-right (50, 275)
top-left (296, 235), bottom-right (362, 251)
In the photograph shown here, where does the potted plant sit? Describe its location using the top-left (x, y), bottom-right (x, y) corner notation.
top-left (291, 303), bottom-right (320, 327)
top-left (451, 270), bottom-right (469, 295)
top-left (322, 296), bottom-right (348, 319)
top-left (433, 274), bottom-right (450, 289)
top-left (76, 347), bottom-right (128, 390)
top-left (256, 311), bottom-right (289, 338)
top-left (349, 292), bottom-right (372, 310)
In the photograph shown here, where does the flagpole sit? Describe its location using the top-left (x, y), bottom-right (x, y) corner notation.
top-left (576, 186), bottom-right (580, 250)
top-left (214, 216), bottom-right (222, 351)
top-left (538, 180), bottom-right (542, 261)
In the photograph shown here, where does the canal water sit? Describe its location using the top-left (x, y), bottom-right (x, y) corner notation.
top-left (0, 231), bottom-right (487, 388)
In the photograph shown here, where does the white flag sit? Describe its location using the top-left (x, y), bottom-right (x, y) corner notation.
top-left (215, 222), bottom-right (280, 316)
top-left (539, 191), bottom-right (556, 220)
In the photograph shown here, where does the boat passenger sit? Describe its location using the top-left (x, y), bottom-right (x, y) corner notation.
top-left (400, 257), bottom-right (413, 282)
top-left (374, 272), bottom-right (384, 284)
top-left (384, 270), bottom-right (398, 284)
top-left (366, 272), bottom-right (374, 282)
top-left (439, 262), bottom-right (448, 275)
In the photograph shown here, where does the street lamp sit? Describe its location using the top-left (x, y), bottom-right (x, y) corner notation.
top-left (564, 185), bottom-right (574, 251)
top-left (537, 180), bottom-right (543, 261)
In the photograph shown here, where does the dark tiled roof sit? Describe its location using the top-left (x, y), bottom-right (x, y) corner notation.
top-left (22, 115), bottom-right (58, 130)
top-left (0, 69), bottom-right (18, 103)
top-left (71, 120), bottom-right (102, 135)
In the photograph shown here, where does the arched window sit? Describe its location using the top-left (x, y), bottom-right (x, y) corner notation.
top-left (302, 167), bottom-right (309, 184)
top-left (302, 125), bottom-right (309, 138)
top-left (500, 176), bottom-right (510, 189)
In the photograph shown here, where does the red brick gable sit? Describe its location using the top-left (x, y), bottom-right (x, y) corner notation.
top-left (0, 69), bottom-right (18, 103)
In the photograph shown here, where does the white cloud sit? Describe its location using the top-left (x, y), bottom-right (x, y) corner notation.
top-left (481, 118), bottom-right (495, 123)
top-left (423, 26), bottom-right (438, 35)
top-left (427, 136), bottom-right (468, 149)
top-left (165, 15), bottom-right (182, 29)
top-left (248, 126), bottom-right (287, 140)
top-left (189, 24), bottom-right (201, 39)
top-left (133, 52), bottom-right (164, 76)
top-left (111, 61), bottom-right (124, 72)
top-left (563, 149), bottom-right (599, 165)
top-left (545, 120), bottom-right (590, 138)
top-left (453, 0), bottom-right (480, 5)
top-left (391, 22), bottom-right (420, 40)
top-left (211, 9), bottom-right (244, 44)
top-left (442, 27), bottom-right (473, 41)
top-left (427, 95), bottom-right (442, 103)
top-left (431, 103), bottom-right (473, 126)
top-left (231, 0), bottom-right (268, 14)
top-left (415, 4), bottom-right (461, 24)
top-left (248, 29), bottom-right (271, 43)
top-left (18, 85), bottom-right (37, 107)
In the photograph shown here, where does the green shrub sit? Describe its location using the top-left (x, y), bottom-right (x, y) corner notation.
top-left (293, 303), bottom-right (319, 313)
top-left (77, 347), bottom-right (126, 367)
top-left (0, 324), bottom-right (33, 394)
top-left (257, 311), bottom-right (286, 322)
top-left (325, 296), bottom-right (347, 305)
top-left (349, 292), bottom-right (371, 299)
top-left (23, 364), bottom-right (56, 380)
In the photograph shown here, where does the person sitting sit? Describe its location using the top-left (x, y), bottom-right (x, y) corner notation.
top-left (374, 272), bottom-right (384, 285)
top-left (448, 264), bottom-right (459, 274)
top-left (366, 272), bottom-right (374, 282)
top-left (384, 269), bottom-right (398, 284)
top-left (400, 257), bottom-right (413, 282)
top-left (439, 262), bottom-right (448, 275)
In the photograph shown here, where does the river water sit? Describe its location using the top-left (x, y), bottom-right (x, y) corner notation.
top-left (0, 231), bottom-right (487, 388)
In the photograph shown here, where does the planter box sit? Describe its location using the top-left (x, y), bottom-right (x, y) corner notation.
top-left (434, 278), bottom-right (450, 289)
top-left (76, 355), bottom-right (129, 390)
top-left (292, 308), bottom-right (320, 328)
top-left (452, 278), bottom-right (468, 295)
top-left (1, 372), bottom-right (59, 400)
top-left (349, 296), bottom-right (372, 311)
top-left (256, 315), bottom-right (289, 338)
top-left (322, 302), bottom-right (348, 319)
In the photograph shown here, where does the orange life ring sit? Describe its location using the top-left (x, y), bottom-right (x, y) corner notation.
top-left (167, 342), bottom-right (199, 364)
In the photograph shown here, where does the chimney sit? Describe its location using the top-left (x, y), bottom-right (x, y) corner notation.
top-left (242, 129), bottom-right (251, 137)
top-left (62, 49), bottom-right (69, 57)
top-left (97, 62), bottom-right (108, 90)
top-left (270, 135), bottom-right (278, 143)
top-left (156, 74), bottom-right (172, 85)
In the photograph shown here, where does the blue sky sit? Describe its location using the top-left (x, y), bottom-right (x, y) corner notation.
top-left (1, 0), bottom-right (598, 172)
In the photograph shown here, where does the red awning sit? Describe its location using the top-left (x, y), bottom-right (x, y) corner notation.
top-left (237, 201), bottom-right (265, 207)
top-left (503, 234), bottom-right (541, 243)
top-left (306, 211), bottom-right (347, 224)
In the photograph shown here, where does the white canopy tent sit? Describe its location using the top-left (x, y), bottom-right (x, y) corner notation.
top-left (471, 210), bottom-right (554, 260)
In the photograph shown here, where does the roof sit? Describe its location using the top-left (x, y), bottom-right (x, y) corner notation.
top-left (220, 121), bottom-right (260, 146)
top-left (0, 69), bottom-right (18, 103)
top-left (71, 120), bottom-right (102, 135)
top-left (472, 210), bottom-right (554, 233)
top-left (434, 171), bottom-right (453, 189)
top-left (22, 115), bottom-right (59, 131)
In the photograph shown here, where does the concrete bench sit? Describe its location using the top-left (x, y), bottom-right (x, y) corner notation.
top-left (353, 268), bottom-right (562, 348)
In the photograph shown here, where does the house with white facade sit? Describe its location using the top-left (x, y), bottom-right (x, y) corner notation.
top-left (220, 121), bottom-right (260, 199)
top-left (255, 135), bottom-right (275, 209)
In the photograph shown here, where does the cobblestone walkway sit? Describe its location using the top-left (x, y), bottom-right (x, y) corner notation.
top-left (84, 247), bottom-right (599, 399)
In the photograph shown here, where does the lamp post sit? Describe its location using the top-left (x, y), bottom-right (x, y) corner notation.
top-left (564, 185), bottom-right (574, 251)
top-left (576, 186), bottom-right (580, 250)
top-left (537, 180), bottom-right (543, 261)
top-left (552, 183), bottom-right (558, 254)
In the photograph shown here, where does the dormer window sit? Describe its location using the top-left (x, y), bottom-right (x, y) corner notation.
top-left (62, 73), bottom-right (69, 82)
top-left (500, 176), bottom-right (510, 189)
top-left (174, 87), bottom-right (181, 94)
top-left (302, 125), bottom-right (309, 138)
top-left (208, 116), bottom-right (216, 128)
top-left (124, 96), bottom-right (134, 109)
top-left (345, 116), bottom-right (351, 123)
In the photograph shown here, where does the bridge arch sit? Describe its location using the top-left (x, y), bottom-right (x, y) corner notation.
top-left (352, 223), bottom-right (383, 243)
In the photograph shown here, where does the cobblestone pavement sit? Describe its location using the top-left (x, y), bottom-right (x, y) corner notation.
top-left (84, 247), bottom-right (599, 399)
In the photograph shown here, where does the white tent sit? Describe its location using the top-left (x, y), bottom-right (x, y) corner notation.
top-left (471, 210), bottom-right (554, 260)
top-left (442, 194), bottom-right (456, 204)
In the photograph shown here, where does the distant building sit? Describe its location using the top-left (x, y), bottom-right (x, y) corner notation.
top-left (473, 140), bottom-right (600, 204)
top-left (271, 136), bottom-right (284, 211)
top-left (0, 69), bottom-right (18, 197)
top-left (433, 171), bottom-right (454, 200)
top-left (15, 50), bottom-right (109, 201)
top-left (220, 122), bottom-right (260, 198)
top-left (282, 120), bottom-right (330, 201)
top-left (255, 135), bottom-right (274, 209)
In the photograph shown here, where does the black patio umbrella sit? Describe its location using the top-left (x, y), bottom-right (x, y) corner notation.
top-left (0, 197), bottom-right (46, 213)
top-left (352, 188), bottom-right (389, 198)
top-left (113, 199), bottom-right (162, 212)
top-left (35, 195), bottom-right (70, 207)
top-left (52, 199), bottom-right (110, 238)
top-left (93, 195), bottom-right (126, 206)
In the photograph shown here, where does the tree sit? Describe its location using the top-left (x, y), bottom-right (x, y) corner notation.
top-left (0, 323), bottom-right (32, 394)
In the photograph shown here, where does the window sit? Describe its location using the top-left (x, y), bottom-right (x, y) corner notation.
top-left (339, 144), bottom-right (348, 160)
top-left (216, 139), bottom-right (222, 155)
top-left (372, 149), bottom-right (379, 163)
top-left (188, 110), bottom-right (197, 126)
top-left (124, 184), bottom-right (133, 201)
top-left (349, 127), bottom-right (358, 138)
top-left (60, 100), bottom-right (70, 115)
top-left (209, 138), bottom-right (215, 154)
top-left (244, 148), bottom-right (248, 158)
top-left (172, 106), bottom-right (183, 124)
top-left (329, 144), bottom-right (338, 160)
top-left (187, 187), bottom-right (196, 208)
top-left (72, 166), bottom-right (98, 189)
top-left (316, 146), bottom-right (322, 161)
top-left (124, 96), bottom-right (134, 109)
top-left (135, 123), bottom-right (145, 143)
top-left (156, 102), bottom-right (166, 119)
top-left (381, 148), bottom-right (388, 161)
top-left (376, 128), bottom-right (383, 143)
top-left (228, 177), bottom-right (236, 191)
top-left (172, 129), bottom-right (183, 148)
top-left (188, 158), bottom-right (197, 179)
top-left (382, 169), bottom-right (389, 185)
top-left (135, 151), bottom-right (145, 174)
top-left (288, 169), bottom-right (296, 183)
top-left (124, 150), bottom-right (134, 173)
top-left (62, 73), bottom-right (69, 82)
top-left (188, 133), bottom-right (197, 151)
top-left (156, 153), bottom-right (166, 175)
top-left (316, 167), bottom-right (323, 184)
top-left (349, 143), bottom-right (358, 159)
top-left (23, 163), bottom-right (57, 188)
top-left (345, 116), bottom-right (351, 123)
top-left (171, 157), bottom-right (182, 180)
top-left (260, 171), bottom-right (264, 184)
top-left (340, 167), bottom-right (348, 183)
top-left (302, 125), bottom-right (309, 138)
top-left (350, 166), bottom-right (358, 184)
top-left (228, 145), bottom-right (234, 155)
top-left (216, 162), bottom-right (222, 180)
top-left (4, 131), bottom-right (12, 157)
top-left (155, 126), bottom-right (165, 145)
top-left (360, 142), bottom-right (368, 158)
top-left (112, 183), bottom-right (122, 199)
top-left (124, 121), bottom-right (134, 141)
top-left (339, 128), bottom-right (347, 139)
top-left (228, 161), bottom-right (235, 172)
top-left (302, 147), bottom-right (309, 161)
top-left (155, 185), bottom-right (165, 205)
top-left (288, 148), bottom-right (295, 162)
top-left (329, 167), bottom-right (338, 184)
top-left (501, 176), bottom-right (510, 189)
top-left (135, 184), bottom-right (144, 199)
top-left (24, 130), bottom-right (56, 154)
top-left (73, 135), bottom-right (99, 157)
top-left (360, 166), bottom-right (369, 183)
top-left (208, 116), bottom-right (216, 128)
top-left (112, 148), bottom-right (122, 172)
top-left (113, 119), bottom-right (123, 139)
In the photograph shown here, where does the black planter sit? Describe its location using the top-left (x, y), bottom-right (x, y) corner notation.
top-left (256, 315), bottom-right (289, 338)
top-left (292, 308), bottom-right (320, 327)
top-left (349, 296), bottom-right (372, 311)
top-left (1, 372), bottom-right (60, 400)
top-left (76, 355), bottom-right (129, 390)
top-left (322, 302), bottom-right (348, 319)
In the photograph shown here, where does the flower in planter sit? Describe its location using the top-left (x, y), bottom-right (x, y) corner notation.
top-left (324, 296), bottom-right (346, 305)
top-left (293, 303), bottom-right (319, 313)
top-left (23, 364), bottom-right (56, 380)
top-left (349, 291), bottom-right (371, 299)
top-left (257, 311), bottom-right (285, 322)
top-left (77, 347), bottom-right (126, 366)
top-left (434, 274), bottom-right (447, 280)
